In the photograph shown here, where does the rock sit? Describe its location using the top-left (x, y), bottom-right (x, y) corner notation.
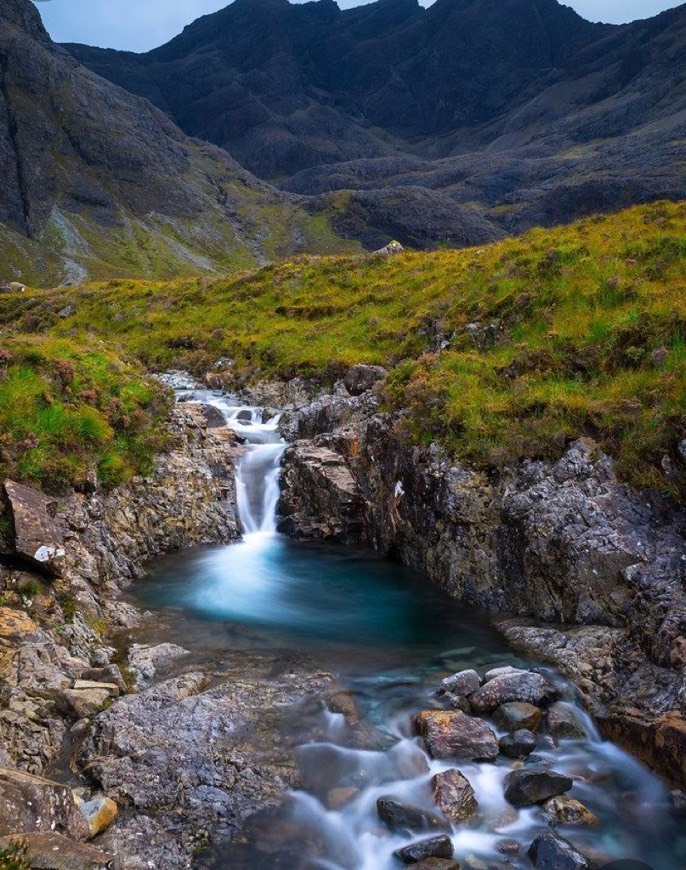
top-left (410, 861), bottom-right (460, 870)
top-left (79, 665), bottom-right (126, 693)
top-left (278, 443), bottom-right (366, 543)
top-left (326, 787), bottom-right (358, 809)
top-left (442, 693), bottom-right (472, 714)
top-left (414, 710), bottom-right (499, 761)
top-left (543, 796), bottom-right (599, 827)
top-left (342, 364), bottom-right (388, 396)
top-left (195, 403), bottom-right (227, 429)
top-left (376, 796), bottom-right (448, 833)
top-left (484, 667), bottom-right (524, 683)
top-left (58, 303), bottom-right (77, 318)
top-left (492, 701), bottom-right (542, 732)
top-left (373, 240), bottom-right (404, 257)
top-left (73, 680), bottom-right (119, 696)
top-left (498, 729), bottom-right (537, 758)
top-left (670, 789), bottom-right (686, 818)
top-left (0, 607), bottom-right (39, 639)
top-left (0, 832), bottom-right (113, 869)
top-left (127, 643), bottom-right (189, 687)
top-left (4, 481), bottom-right (67, 577)
top-left (393, 835), bottom-right (454, 864)
top-left (503, 769), bottom-right (573, 807)
top-left (439, 669), bottom-right (480, 697)
top-left (432, 769), bottom-right (478, 822)
top-left (546, 703), bottom-right (589, 741)
top-left (470, 672), bottom-right (556, 715)
top-left (60, 687), bottom-right (111, 719)
top-left (527, 832), bottom-right (589, 869)
top-left (496, 838), bottom-right (520, 856)
top-left (78, 796), bottom-right (118, 838)
top-left (0, 766), bottom-right (89, 840)
top-left (326, 689), bottom-right (360, 726)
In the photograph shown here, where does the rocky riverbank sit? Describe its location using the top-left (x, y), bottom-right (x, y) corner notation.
top-left (275, 366), bottom-right (686, 787)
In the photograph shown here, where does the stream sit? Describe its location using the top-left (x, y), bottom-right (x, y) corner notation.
top-left (133, 387), bottom-right (686, 869)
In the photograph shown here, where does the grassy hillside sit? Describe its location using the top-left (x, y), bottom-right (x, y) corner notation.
top-left (1, 201), bottom-right (684, 495)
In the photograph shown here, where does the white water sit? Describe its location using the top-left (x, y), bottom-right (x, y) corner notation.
top-left (158, 379), bottom-right (685, 870)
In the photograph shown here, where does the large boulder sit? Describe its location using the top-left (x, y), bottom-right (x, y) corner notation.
top-left (0, 766), bottom-right (89, 840)
top-left (4, 481), bottom-right (67, 576)
top-left (503, 769), bottom-right (573, 807)
top-left (414, 710), bottom-right (498, 761)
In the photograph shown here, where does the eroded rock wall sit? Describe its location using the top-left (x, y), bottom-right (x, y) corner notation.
top-left (278, 389), bottom-right (686, 784)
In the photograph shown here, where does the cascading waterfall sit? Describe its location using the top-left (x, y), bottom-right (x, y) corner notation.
top-left (141, 379), bottom-right (686, 870)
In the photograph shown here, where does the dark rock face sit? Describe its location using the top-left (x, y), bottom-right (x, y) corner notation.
top-left (414, 709), bottom-right (499, 761)
top-left (503, 769), bottom-right (573, 807)
top-left (376, 795), bottom-right (448, 833)
top-left (342, 364), bottom-right (387, 396)
top-left (65, 0), bottom-right (686, 243)
top-left (393, 834), bottom-right (454, 864)
top-left (0, 0), bottom-right (351, 284)
top-left (528, 832), bottom-right (589, 869)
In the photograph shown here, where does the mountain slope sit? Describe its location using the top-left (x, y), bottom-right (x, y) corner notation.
top-left (65, 0), bottom-right (686, 236)
top-left (0, 0), bottom-right (362, 286)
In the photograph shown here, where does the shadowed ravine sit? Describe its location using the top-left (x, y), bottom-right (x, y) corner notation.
top-left (132, 389), bottom-right (686, 869)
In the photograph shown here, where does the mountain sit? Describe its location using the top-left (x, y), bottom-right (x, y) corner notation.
top-left (0, 0), bottom-right (366, 286)
top-left (66, 0), bottom-right (686, 236)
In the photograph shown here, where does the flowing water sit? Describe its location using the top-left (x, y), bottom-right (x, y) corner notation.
top-left (135, 386), bottom-right (686, 870)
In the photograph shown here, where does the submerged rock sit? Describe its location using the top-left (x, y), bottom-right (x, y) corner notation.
top-left (377, 795), bottom-right (449, 833)
top-left (414, 710), bottom-right (499, 761)
top-left (503, 769), bottom-right (573, 807)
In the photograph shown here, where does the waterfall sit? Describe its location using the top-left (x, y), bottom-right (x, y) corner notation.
top-left (173, 384), bottom-right (285, 536)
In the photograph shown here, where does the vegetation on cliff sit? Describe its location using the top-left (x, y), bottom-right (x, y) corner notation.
top-left (0, 200), bottom-right (684, 495)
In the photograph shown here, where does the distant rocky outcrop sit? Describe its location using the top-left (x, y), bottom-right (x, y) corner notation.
top-left (66, 0), bottom-right (686, 242)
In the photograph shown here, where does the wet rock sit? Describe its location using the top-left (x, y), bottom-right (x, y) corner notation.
top-left (546, 703), bottom-right (589, 741)
top-left (670, 788), bottom-right (686, 819)
top-left (492, 701), bottom-right (542, 732)
top-left (326, 689), bottom-right (360, 726)
top-left (470, 672), bottom-right (556, 715)
top-left (343, 364), bottom-right (387, 396)
top-left (498, 729), bottom-right (537, 758)
top-left (326, 786), bottom-right (358, 809)
top-left (0, 766), bottom-right (89, 840)
top-left (414, 710), bottom-right (499, 761)
top-left (497, 838), bottom-right (521, 856)
top-left (443, 693), bottom-right (472, 714)
top-left (439, 669), bottom-right (480, 697)
top-left (432, 769), bottom-right (478, 822)
top-left (503, 769), bottom-right (573, 806)
top-left (0, 832), bottom-right (113, 869)
top-left (411, 861), bottom-right (461, 870)
top-left (484, 666), bottom-right (524, 682)
top-left (376, 795), bottom-right (449, 833)
top-left (78, 796), bottom-right (118, 838)
top-left (196, 403), bottom-right (227, 428)
top-left (127, 642), bottom-right (189, 687)
top-left (527, 832), bottom-right (589, 869)
top-left (279, 443), bottom-right (366, 543)
top-left (393, 834), bottom-right (454, 864)
top-left (4, 481), bottom-right (67, 577)
top-left (543, 796), bottom-right (599, 827)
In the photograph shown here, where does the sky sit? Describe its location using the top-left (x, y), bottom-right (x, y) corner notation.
top-left (32, 0), bottom-right (685, 52)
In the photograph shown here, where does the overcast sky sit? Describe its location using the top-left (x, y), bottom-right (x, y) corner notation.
top-left (32, 0), bottom-right (684, 52)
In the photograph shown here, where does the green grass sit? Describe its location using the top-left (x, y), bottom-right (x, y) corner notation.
top-left (0, 200), bottom-right (684, 496)
top-left (0, 337), bottom-right (170, 491)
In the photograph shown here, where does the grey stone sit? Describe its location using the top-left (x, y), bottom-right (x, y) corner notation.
top-left (527, 832), bottom-right (589, 869)
top-left (393, 835), bottom-right (454, 864)
top-left (376, 795), bottom-right (449, 833)
top-left (499, 729), bottom-right (537, 758)
top-left (470, 672), bottom-right (556, 714)
top-left (343, 364), bottom-right (388, 396)
top-left (439, 669), bottom-right (480, 696)
top-left (504, 769), bottom-right (573, 807)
